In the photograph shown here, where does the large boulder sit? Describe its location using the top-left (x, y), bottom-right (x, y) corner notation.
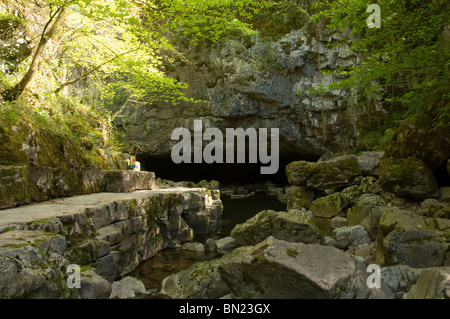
top-left (383, 85), bottom-right (450, 174)
top-left (218, 236), bottom-right (394, 299)
top-left (77, 269), bottom-right (112, 299)
top-left (379, 157), bottom-right (439, 200)
top-left (376, 208), bottom-right (449, 268)
top-left (230, 209), bottom-right (322, 246)
top-left (286, 155), bottom-right (362, 191)
top-left (159, 258), bottom-right (229, 299)
top-left (404, 267), bottom-right (450, 299)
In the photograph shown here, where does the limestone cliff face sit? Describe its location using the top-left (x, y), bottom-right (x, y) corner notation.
top-left (116, 27), bottom-right (359, 160)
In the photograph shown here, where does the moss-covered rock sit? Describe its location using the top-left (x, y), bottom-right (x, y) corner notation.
top-left (159, 258), bottom-right (230, 299)
top-left (218, 236), bottom-right (394, 299)
top-left (419, 199), bottom-right (450, 219)
top-left (284, 186), bottom-right (315, 210)
top-left (383, 84), bottom-right (450, 174)
top-left (0, 116), bottom-right (125, 209)
top-left (309, 192), bottom-right (349, 219)
top-left (0, 166), bottom-right (30, 209)
top-left (379, 157), bottom-right (439, 200)
top-left (376, 208), bottom-right (448, 268)
top-left (404, 267), bottom-right (450, 299)
top-left (230, 209), bottom-right (322, 246)
top-left (285, 155), bottom-right (362, 191)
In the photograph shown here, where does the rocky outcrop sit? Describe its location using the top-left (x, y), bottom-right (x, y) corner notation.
top-left (285, 155), bottom-right (362, 190)
top-left (383, 84), bottom-right (450, 174)
top-left (376, 208), bottom-right (448, 268)
top-left (114, 28), bottom-right (360, 161)
top-left (230, 209), bottom-right (322, 246)
top-left (160, 236), bottom-right (394, 299)
top-left (0, 187), bottom-right (222, 298)
top-left (379, 157), bottom-right (438, 200)
top-left (218, 236), bottom-right (394, 299)
top-left (0, 230), bottom-right (68, 298)
top-left (155, 151), bottom-right (450, 299)
top-left (0, 123), bottom-right (127, 209)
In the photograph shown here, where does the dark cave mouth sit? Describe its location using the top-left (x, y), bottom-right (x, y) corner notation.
top-left (138, 154), bottom-right (450, 188)
top-left (137, 154), bottom-right (311, 186)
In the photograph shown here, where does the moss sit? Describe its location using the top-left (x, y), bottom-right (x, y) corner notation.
top-left (127, 199), bottom-right (138, 216)
top-left (286, 248), bottom-right (300, 258)
top-left (335, 285), bottom-right (349, 295)
top-left (0, 227), bottom-right (12, 234)
top-left (245, 0), bottom-right (309, 39)
top-left (312, 216), bottom-right (334, 237)
top-left (0, 121), bottom-right (29, 166)
top-left (31, 218), bottom-right (51, 227)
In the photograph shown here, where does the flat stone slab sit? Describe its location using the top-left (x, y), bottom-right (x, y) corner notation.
top-left (0, 188), bottom-right (203, 227)
top-left (103, 171), bottom-right (155, 193)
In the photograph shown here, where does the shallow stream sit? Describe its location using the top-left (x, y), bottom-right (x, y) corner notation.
top-left (130, 191), bottom-right (286, 292)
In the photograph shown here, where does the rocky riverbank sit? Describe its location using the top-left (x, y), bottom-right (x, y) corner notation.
top-left (0, 182), bottom-right (222, 299)
top-left (157, 153), bottom-right (450, 299)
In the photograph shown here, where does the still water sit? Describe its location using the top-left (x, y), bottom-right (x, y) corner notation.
top-left (130, 192), bottom-right (286, 291)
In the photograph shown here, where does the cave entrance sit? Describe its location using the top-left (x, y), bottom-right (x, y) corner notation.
top-left (137, 154), bottom-right (310, 186)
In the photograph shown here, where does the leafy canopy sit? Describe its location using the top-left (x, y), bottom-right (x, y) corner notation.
top-left (1, 0), bottom-right (267, 106)
top-left (309, 0), bottom-right (449, 114)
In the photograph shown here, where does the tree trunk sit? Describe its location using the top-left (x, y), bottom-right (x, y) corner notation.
top-left (4, 5), bottom-right (67, 101)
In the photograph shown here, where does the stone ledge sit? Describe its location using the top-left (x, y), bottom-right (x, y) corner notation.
top-left (0, 166), bottom-right (156, 210)
top-left (103, 171), bottom-right (155, 193)
top-left (0, 187), bottom-right (223, 298)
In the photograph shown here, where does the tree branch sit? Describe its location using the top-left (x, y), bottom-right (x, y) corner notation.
top-left (54, 44), bottom-right (142, 94)
top-left (4, 2), bottom-right (68, 101)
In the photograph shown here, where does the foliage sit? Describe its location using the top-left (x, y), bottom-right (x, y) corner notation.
top-left (244, 0), bottom-right (310, 39)
top-left (308, 0), bottom-right (449, 116)
top-left (148, 0), bottom-right (268, 45)
top-left (0, 0), bottom-right (273, 155)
